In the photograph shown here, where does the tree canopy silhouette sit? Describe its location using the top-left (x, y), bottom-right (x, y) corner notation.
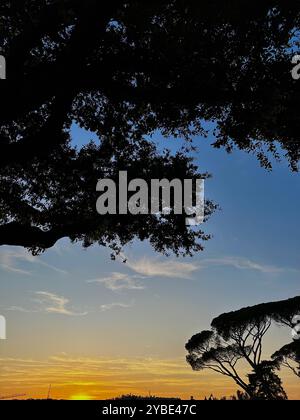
top-left (186, 296), bottom-right (300, 399)
top-left (1, 1), bottom-right (300, 252)
top-left (211, 295), bottom-right (300, 337)
top-left (272, 340), bottom-right (300, 378)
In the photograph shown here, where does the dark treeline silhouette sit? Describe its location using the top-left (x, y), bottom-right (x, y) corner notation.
top-left (186, 296), bottom-right (300, 400)
top-left (112, 394), bottom-right (181, 401)
top-left (1, 1), bottom-right (300, 255)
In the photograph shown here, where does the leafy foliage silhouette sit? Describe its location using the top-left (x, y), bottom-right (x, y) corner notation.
top-left (272, 340), bottom-right (300, 378)
top-left (1, 1), bottom-right (300, 253)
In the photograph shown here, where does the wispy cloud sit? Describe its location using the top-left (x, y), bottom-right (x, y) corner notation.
top-left (88, 272), bottom-right (145, 291)
top-left (124, 254), bottom-right (296, 277)
top-left (0, 247), bottom-right (68, 275)
top-left (0, 249), bottom-right (32, 275)
top-left (34, 292), bottom-right (87, 316)
top-left (199, 256), bottom-right (294, 274)
top-left (88, 253), bottom-right (294, 295)
top-left (100, 301), bottom-right (134, 312)
top-left (5, 305), bottom-right (38, 313)
top-left (87, 255), bottom-right (199, 293)
top-left (6, 291), bottom-right (87, 316)
top-left (125, 256), bottom-right (199, 279)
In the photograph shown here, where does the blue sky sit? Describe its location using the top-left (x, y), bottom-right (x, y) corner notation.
top-left (0, 126), bottom-right (299, 398)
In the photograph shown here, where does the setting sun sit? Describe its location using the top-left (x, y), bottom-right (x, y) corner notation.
top-left (70, 394), bottom-right (93, 401)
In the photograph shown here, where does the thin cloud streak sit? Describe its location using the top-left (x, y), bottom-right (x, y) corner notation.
top-left (199, 256), bottom-right (298, 274)
top-left (5, 291), bottom-right (87, 316)
top-left (88, 254), bottom-right (292, 294)
top-left (88, 272), bottom-right (145, 291)
top-left (0, 247), bottom-right (68, 275)
top-left (125, 256), bottom-right (199, 279)
top-left (100, 301), bottom-right (134, 312)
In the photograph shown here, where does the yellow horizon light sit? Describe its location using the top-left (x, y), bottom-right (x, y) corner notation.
top-left (70, 394), bottom-right (93, 401)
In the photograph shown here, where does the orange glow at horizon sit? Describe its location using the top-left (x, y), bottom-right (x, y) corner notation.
top-left (0, 355), bottom-right (299, 400)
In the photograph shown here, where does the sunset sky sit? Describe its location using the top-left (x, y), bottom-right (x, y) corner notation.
top-left (0, 127), bottom-right (299, 400)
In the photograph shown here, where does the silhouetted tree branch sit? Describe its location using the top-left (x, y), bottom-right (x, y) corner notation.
top-left (2, 1), bottom-right (300, 252)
